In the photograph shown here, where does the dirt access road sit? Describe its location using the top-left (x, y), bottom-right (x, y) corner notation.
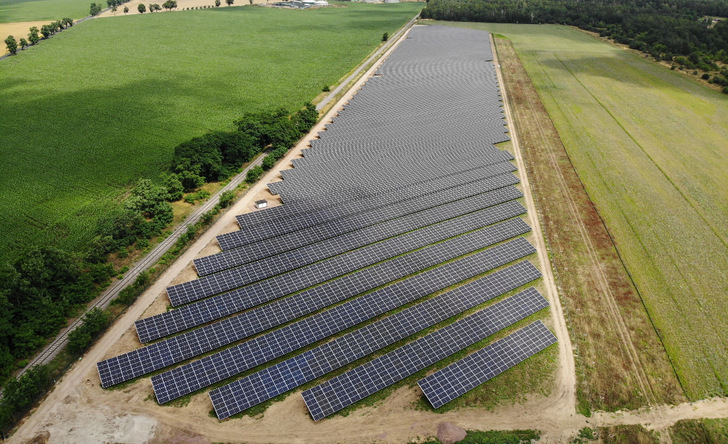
top-left (9, 27), bottom-right (728, 444)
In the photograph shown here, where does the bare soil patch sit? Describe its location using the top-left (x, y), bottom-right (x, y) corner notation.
top-left (0, 21), bottom-right (50, 54)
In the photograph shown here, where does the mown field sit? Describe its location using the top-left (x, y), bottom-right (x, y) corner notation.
top-left (0, 2), bottom-right (422, 264)
top-left (440, 22), bottom-right (728, 400)
top-left (0, 0), bottom-right (92, 23)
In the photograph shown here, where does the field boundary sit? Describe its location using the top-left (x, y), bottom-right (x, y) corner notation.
top-left (549, 51), bottom-right (687, 398)
top-left (491, 34), bottom-right (686, 411)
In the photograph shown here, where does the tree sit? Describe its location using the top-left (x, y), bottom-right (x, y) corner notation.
top-left (112, 4), bottom-right (117, 12)
top-left (246, 165), bottom-right (264, 183)
top-left (90, 2), bottom-right (103, 15)
top-left (4, 35), bottom-right (18, 55)
top-left (124, 5), bottom-right (129, 12)
top-left (40, 24), bottom-right (52, 39)
top-left (19, 38), bottom-right (28, 49)
top-left (62, 17), bottom-right (74, 27)
top-left (382, 32), bottom-right (388, 42)
top-left (28, 26), bottom-right (40, 45)
top-left (138, 3), bottom-right (146, 12)
top-left (226, 0), bottom-right (233, 6)
top-left (162, 0), bottom-right (177, 10)
top-left (215, 0), bottom-right (220, 6)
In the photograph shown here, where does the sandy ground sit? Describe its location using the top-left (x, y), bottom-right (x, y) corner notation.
top-left (0, 21), bottom-right (51, 54)
top-left (8, 25), bottom-right (728, 444)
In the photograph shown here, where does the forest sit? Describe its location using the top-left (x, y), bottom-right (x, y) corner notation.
top-left (421, 0), bottom-right (728, 82)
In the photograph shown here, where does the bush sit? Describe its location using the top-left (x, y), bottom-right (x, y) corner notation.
top-left (246, 165), bottom-right (264, 183)
top-left (262, 154), bottom-right (277, 170)
top-left (67, 308), bottom-right (111, 356)
top-left (322, 85), bottom-right (330, 92)
top-left (0, 365), bottom-right (52, 431)
top-left (218, 190), bottom-right (236, 208)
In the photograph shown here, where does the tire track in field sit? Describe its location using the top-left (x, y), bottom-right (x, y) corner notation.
top-left (552, 52), bottom-right (728, 391)
top-left (501, 42), bottom-right (656, 406)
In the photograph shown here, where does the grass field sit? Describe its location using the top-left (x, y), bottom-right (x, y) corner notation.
top-left (493, 36), bottom-right (684, 412)
top-left (0, 0), bottom-right (92, 23)
top-left (0, 3), bottom-right (422, 264)
top-left (441, 22), bottom-right (728, 400)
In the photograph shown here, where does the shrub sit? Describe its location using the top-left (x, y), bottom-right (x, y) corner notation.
top-left (218, 190), bottom-right (236, 208)
top-left (246, 165), bottom-right (264, 183)
top-left (67, 308), bottom-right (111, 356)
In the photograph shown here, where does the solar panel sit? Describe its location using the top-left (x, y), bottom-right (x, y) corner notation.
top-left (224, 162), bottom-right (516, 250)
top-left (208, 285), bottom-right (546, 420)
top-left (167, 185), bottom-right (523, 306)
top-left (273, 152), bottom-right (513, 204)
top-left (195, 173), bottom-right (520, 275)
top-left (149, 253), bottom-right (539, 403)
top-left (98, 238), bottom-right (536, 390)
top-left (299, 289), bottom-right (548, 421)
top-left (418, 321), bottom-right (557, 409)
top-left (137, 214), bottom-right (530, 344)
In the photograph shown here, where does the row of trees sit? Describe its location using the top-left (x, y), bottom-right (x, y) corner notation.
top-left (4, 18), bottom-right (73, 55)
top-left (420, 0), bottom-right (728, 89)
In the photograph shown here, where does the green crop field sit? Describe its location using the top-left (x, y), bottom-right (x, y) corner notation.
top-left (439, 22), bottom-right (728, 400)
top-left (0, 3), bottom-right (422, 263)
top-left (0, 0), bottom-right (92, 23)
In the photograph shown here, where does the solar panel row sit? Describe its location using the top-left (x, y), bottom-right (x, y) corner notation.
top-left (300, 289), bottom-right (549, 421)
top-left (209, 283), bottom-right (545, 420)
top-left (137, 214), bottom-right (529, 344)
top-left (99, 237), bottom-right (535, 389)
top-left (418, 321), bottom-right (557, 409)
top-left (272, 151), bottom-right (513, 204)
top-left (195, 172), bottom-right (519, 276)
top-left (224, 161), bottom-right (516, 251)
top-left (226, 161), bottom-right (516, 251)
top-left (150, 253), bottom-right (539, 404)
top-left (167, 185), bottom-right (524, 306)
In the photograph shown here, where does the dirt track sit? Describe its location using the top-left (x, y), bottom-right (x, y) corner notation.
top-left (9, 26), bottom-right (728, 444)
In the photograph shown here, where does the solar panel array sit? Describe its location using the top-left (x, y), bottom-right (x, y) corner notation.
top-left (231, 160), bottom-right (514, 238)
top-left (209, 278), bottom-right (545, 419)
top-left (195, 172), bottom-right (520, 276)
top-left (168, 185), bottom-right (523, 306)
top-left (418, 321), bottom-right (557, 409)
top-left (150, 248), bottom-right (538, 403)
top-left (137, 212), bottom-right (529, 343)
top-left (224, 162), bottom-right (516, 250)
top-left (96, 24), bottom-right (554, 421)
top-left (300, 290), bottom-right (549, 421)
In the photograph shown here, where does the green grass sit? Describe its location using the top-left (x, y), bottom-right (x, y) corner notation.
top-left (670, 418), bottom-right (728, 443)
top-left (436, 22), bottom-right (728, 400)
top-left (0, 0), bottom-right (91, 23)
top-left (0, 3), bottom-right (422, 264)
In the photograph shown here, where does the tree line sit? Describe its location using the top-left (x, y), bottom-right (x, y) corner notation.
top-left (4, 18), bottom-right (74, 56)
top-left (420, 0), bottom-right (728, 91)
